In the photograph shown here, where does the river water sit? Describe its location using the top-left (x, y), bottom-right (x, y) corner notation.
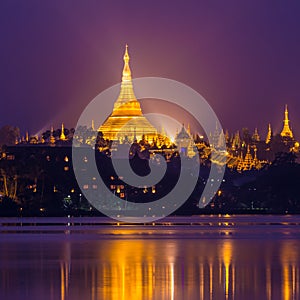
top-left (0, 215), bottom-right (300, 300)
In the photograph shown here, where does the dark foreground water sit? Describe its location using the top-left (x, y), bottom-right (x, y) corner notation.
top-left (0, 215), bottom-right (300, 300)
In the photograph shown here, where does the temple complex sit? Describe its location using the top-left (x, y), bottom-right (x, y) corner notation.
top-left (236, 145), bottom-right (262, 172)
top-left (10, 46), bottom-right (299, 171)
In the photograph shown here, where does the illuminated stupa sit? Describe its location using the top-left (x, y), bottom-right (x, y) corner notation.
top-left (280, 105), bottom-right (293, 139)
top-left (98, 45), bottom-right (157, 142)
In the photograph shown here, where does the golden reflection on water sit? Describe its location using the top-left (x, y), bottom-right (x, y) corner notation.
top-left (222, 240), bottom-right (232, 300)
top-left (266, 264), bottom-right (272, 300)
top-left (281, 241), bottom-right (299, 300)
top-left (60, 240), bottom-right (71, 300)
top-left (1, 237), bottom-right (300, 300)
top-left (61, 239), bottom-right (300, 300)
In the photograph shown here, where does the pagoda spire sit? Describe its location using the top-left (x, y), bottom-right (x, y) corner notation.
top-left (110, 44), bottom-right (142, 116)
top-left (252, 128), bottom-right (260, 142)
top-left (60, 123), bottom-right (67, 140)
top-left (161, 126), bottom-right (166, 137)
top-left (266, 123), bottom-right (272, 144)
top-left (122, 44), bottom-right (131, 82)
top-left (280, 105), bottom-right (293, 138)
top-left (187, 123), bottom-right (191, 135)
top-left (98, 45), bottom-right (157, 141)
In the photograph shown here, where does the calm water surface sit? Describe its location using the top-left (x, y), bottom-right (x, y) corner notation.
top-left (0, 216), bottom-right (300, 300)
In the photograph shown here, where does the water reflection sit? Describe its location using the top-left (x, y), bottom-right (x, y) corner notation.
top-left (281, 242), bottom-right (299, 300)
top-left (0, 235), bottom-right (300, 300)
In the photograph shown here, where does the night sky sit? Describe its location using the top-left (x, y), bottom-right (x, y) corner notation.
top-left (1, 1), bottom-right (300, 138)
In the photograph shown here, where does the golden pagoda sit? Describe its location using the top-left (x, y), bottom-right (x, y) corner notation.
top-left (236, 145), bottom-right (263, 172)
top-left (60, 123), bottom-right (67, 141)
top-left (280, 105), bottom-right (293, 139)
top-left (252, 128), bottom-right (260, 142)
top-left (265, 123), bottom-right (272, 144)
top-left (237, 145), bottom-right (254, 172)
top-left (98, 45), bottom-right (157, 142)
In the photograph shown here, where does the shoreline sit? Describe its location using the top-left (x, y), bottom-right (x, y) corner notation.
top-left (0, 215), bottom-right (300, 239)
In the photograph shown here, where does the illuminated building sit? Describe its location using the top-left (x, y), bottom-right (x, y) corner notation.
top-left (280, 105), bottom-right (293, 139)
top-left (265, 123), bottom-right (272, 144)
top-left (232, 131), bottom-right (241, 150)
top-left (225, 141), bottom-right (265, 171)
top-left (242, 145), bottom-right (254, 171)
top-left (236, 145), bottom-right (262, 172)
top-left (175, 124), bottom-right (196, 157)
top-left (252, 128), bottom-right (260, 142)
top-left (60, 123), bottom-right (67, 141)
top-left (98, 45), bottom-right (157, 142)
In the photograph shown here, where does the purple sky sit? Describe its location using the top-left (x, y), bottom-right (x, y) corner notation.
top-left (1, 1), bottom-right (300, 138)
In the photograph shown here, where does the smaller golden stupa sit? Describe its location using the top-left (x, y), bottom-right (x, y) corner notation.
top-left (280, 105), bottom-right (293, 139)
top-left (98, 45), bottom-right (157, 142)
